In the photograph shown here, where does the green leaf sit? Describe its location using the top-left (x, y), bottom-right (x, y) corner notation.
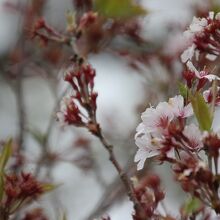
top-left (189, 92), bottom-right (213, 131)
top-left (0, 173), bottom-right (4, 201)
top-left (42, 183), bottom-right (60, 192)
top-left (0, 139), bottom-right (13, 200)
top-left (211, 6), bottom-right (220, 14)
top-left (183, 197), bottom-right (201, 215)
top-left (178, 82), bottom-right (188, 98)
top-left (66, 10), bottom-right (76, 31)
top-left (0, 139), bottom-right (12, 172)
top-left (94, 0), bottom-right (147, 19)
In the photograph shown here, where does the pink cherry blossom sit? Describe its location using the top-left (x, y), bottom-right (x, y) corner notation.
top-left (183, 124), bottom-right (203, 150)
top-left (181, 44), bottom-right (196, 63)
top-left (168, 95), bottom-right (193, 118)
top-left (203, 87), bottom-right (220, 106)
top-left (181, 12), bottom-right (220, 63)
top-left (135, 122), bottom-right (146, 139)
top-left (188, 16), bottom-right (208, 34)
top-left (141, 102), bottom-right (174, 135)
top-left (134, 133), bottom-right (161, 170)
top-left (187, 61), bottom-right (220, 81)
top-left (180, 17), bottom-right (207, 62)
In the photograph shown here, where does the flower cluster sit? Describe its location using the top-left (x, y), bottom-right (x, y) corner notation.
top-left (0, 173), bottom-right (46, 217)
top-left (181, 12), bottom-right (220, 63)
top-left (29, 17), bottom-right (68, 46)
top-left (57, 57), bottom-right (98, 133)
top-left (135, 95), bottom-right (196, 170)
top-left (133, 175), bottom-right (166, 220)
top-left (134, 11), bottom-right (220, 218)
top-left (172, 156), bottom-right (219, 211)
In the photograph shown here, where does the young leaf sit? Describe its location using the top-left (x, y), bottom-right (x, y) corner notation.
top-left (189, 92), bottom-right (213, 131)
top-left (66, 10), bottom-right (76, 32)
top-left (42, 183), bottom-right (60, 192)
top-left (94, 0), bottom-right (146, 19)
top-left (0, 139), bottom-right (12, 200)
top-left (183, 197), bottom-right (201, 215)
top-left (0, 174), bottom-right (4, 201)
top-left (178, 82), bottom-right (188, 98)
top-left (0, 139), bottom-right (12, 172)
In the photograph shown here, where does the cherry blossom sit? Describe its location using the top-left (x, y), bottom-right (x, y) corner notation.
top-left (135, 95), bottom-right (192, 169)
top-left (187, 61), bottom-right (220, 81)
top-left (203, 87), bottom-right (220, 106)
top-left (57, 97), bottom-right (68, 125)
top-left (181, 44), bottom-right (196, 63)
top-left (180, 19), bottom-right (207, 63)
top-left (187, 16), bottom-right (208, 34)
top-left (181, 12), bottom-right (220, 63)
top-left (134, 133), bottom-right (161, 170)
top-left (183, 124), bottom-right (203, 150)
top-left (168, 95), bottom-right (193, 118)
top-left (135, 122), bottom-right (146, 139)
top-left (141, 102), bottom-right (174, 135)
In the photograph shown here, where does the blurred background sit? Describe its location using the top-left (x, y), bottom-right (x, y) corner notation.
top-left (0, 0), bottom-right (219, 219)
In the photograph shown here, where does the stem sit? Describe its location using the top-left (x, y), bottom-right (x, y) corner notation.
top-left (0, 208), bottom-right (10, 220)
top-left (95, 127), bottom-right (145, 218)
top-left (211, 79), bottom-right (217, 118)
top-left (16, 74), bottom-right (25, 152)
top-left (208, 155), bottom-right (213, 172)
top-left (214, 157), bottom-right (219, 175)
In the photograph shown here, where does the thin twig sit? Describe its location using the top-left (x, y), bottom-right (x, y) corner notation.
top-left (84, 152), bottom-right (138, 220)
top-left (94, 127), bottom-right (145, 217)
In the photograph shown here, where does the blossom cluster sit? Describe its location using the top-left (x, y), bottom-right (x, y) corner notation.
top-left (135, 94), bottom-right (195, 170)
top-left (0, 172), bottom-right (47, 218)
top-left (57, 56), bottom-right (98, 132)
top-left (134, 11), bottom-right (220, 218)
top-left (133, 175), bottom-right (166, 220)
top-left (181, 12), bottom-right (220, 63)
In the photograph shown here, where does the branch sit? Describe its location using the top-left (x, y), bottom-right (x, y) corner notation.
top-left (93, 126), bottom-right (145, 218)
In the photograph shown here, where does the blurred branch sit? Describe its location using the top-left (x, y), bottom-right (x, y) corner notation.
top-left (85, 151), bottom-right (151, 220)
top-left (16, 73), bottom-right (25, 152)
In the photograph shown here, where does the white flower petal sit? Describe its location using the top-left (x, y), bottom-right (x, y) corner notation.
top-left (204, 74), bottom-right (220, 82)
top-left (181, 44), bottom-right (196, 63)
top-left (169, 95), bottom-right (193, 118)
top-left (206, 53), bottom-right (217, 61)
top-left (183, 124), bottom-right (203, 150)
top-left (186, 61), bottom-right (219, 82)
top-left (135, 122), bottom-right (146, 138)
top-left (141, 102), bottom-right (173, 134)
top-left (189, 17), bottom-right (207, 33)
top-left (56, 112), bottom-right (66, 125)
top-left (186, 61), bottom-right (200, 76)
top-left (209, 11), bottom-right (214, 20)
top-left (216, 12), bottom-right (220, 21)
top-left (203, 89), bottom-right (210, 102)
top-left (183, 103), bottom-right (193, 118)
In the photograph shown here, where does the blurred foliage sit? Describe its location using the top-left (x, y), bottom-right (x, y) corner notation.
top-left (94, 0), bottom-right (146, 19)
top-left (0, 139), bottom-right (12, 200)
top-left (178, 82), bottom-right (188, 99)
top-left (183, 197), bottom-right (201, 215)
top-left (190, 92), bottom-right (213, 131)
